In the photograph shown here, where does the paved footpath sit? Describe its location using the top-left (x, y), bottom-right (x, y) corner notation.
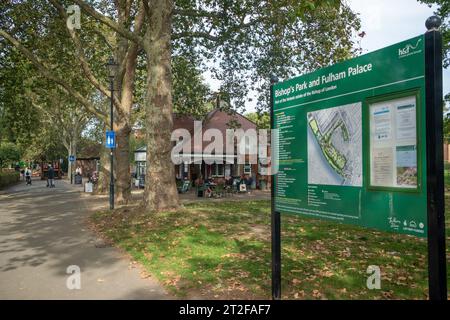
top-left (0, 178), bottom-right (170, 299)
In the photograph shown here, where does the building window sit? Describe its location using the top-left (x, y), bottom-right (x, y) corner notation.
top-left (212, 163), bottom-right (224, 177)
top-left (244, 162), bottom-right (251, 175)
top-left (225, 164), bottom-right (231, 177)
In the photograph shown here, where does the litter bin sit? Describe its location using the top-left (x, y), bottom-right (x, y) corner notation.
top-left (75, 174), bottom-right (82, 184)
top-left (197, 186), bottom-right (204, 197)
top-left (85, 182), bottom-right (93, 193)
top-left (260, 180), bottom-right (267, 190)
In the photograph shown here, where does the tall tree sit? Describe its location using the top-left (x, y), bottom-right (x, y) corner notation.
top-left (26, 85), bottom-right (92, 180)
top-left (0, 142), bottom-right (21, 170)
top-left (0, 0), bottom-right (136, 203)
top-left (1, 0), bottom-right (360, 212)
top-left (72, 0), bottom-right (360, 211)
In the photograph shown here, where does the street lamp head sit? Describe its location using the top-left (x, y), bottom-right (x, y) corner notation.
top-left (106, 57), bottom-right (118, 79)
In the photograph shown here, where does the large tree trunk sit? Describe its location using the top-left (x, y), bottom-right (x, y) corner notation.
top-left (67, 140), bottom-right (77, 182)
top-left (142, 0), bottom-right (179, 211)
top-left (96, 136), bottom-right (110, 194)
top-left (95, 118), bottom-right (131, 203)
top-left (108, 2), bottom-right (140, 205)
top-left (114, 119), bottom-right (131, 204)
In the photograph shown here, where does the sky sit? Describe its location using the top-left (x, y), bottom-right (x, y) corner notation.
top-left (204, 0), bottom-right (449, 113)
top-left (348, 0), bottom-right (449, 102)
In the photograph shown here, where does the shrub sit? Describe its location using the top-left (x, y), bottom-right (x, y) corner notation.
top-left (0, 171), bottom-right (20, 189)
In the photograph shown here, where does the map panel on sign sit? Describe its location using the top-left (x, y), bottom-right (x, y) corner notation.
top-left (307, 103), bottom-right (362, 187)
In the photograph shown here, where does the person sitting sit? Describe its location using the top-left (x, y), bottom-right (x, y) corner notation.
top-left (205, 185), bottom-right (213, 198)
top-left (224, 176), bottom-right (232, 186)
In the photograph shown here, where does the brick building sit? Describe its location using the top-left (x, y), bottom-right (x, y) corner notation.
top-left (133, 108), bottom-right (271, 189)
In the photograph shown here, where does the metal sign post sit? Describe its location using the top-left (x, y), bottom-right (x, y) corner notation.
top-left (424, 16), bottom-right (447, 301)
top-left (270, 74), bottom-right (281, 300)
top-left (107, 125), bottom-right (115, 210)
top-left (69, 155), bottom-right (75, 184)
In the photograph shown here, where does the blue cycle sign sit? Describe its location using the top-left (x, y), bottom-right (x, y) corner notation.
top-left (69, 155), bottom-right (76, 162)
top-left (106, 130), bottom-right (116, 149)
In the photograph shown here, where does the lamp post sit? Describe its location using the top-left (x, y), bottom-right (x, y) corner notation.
top-left (107, 57), bottom-right (118, 210)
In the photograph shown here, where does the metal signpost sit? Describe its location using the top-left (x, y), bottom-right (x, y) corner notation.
top-left (270, 17), bottom-right (446, 300)
top-left (69, 155), bottom-right (75, 184)
top-left (270, 75), bottom-right (281, 300)
top-left (424, 16), bottom-right (447, 301)
top-left (106, 130), bottom-right (115, 210)
top-left (106, 57), bottom-right (118, 211)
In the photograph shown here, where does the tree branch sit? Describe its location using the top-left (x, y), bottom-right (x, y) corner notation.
top-left (0, 29), bottom-right (108, 122)
top-left (49, 0), bottom-right (122, 110)
top-left (173, 8), bottom-right (225, 19)
top-left (119, 2), bottom-right (145, 117)
top-left (173, 15), bottom-right (265, 41)
top-left (172, 31), bottom-right (219, 41)
top-left (72, 0), bottom-right (143, 46)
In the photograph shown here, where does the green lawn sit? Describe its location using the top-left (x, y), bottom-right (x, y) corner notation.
top-left (90, 198), bottom-right (450, 300)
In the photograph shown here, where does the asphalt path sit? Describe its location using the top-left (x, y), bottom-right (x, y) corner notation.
top-left (0, 177), bottom-right (170, 299)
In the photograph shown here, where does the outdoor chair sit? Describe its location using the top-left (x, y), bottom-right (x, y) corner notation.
top-left (196, 184), bottom-right (206, 197)
top-left (224, 185), bottom-right (233, 197)
top-left (178, 180), bottom-right (191, 194)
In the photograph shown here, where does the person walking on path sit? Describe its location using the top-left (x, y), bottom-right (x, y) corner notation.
top-left (47, 164), bottom-right (55, 188)
top-left (25, 167), bottom-right (32, 185)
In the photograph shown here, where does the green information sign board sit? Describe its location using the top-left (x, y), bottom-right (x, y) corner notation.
top-left (273, 35), bottom-right (427, 237)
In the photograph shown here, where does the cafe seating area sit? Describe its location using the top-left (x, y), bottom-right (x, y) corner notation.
top-left (176, 175), bottom-right (258, 199)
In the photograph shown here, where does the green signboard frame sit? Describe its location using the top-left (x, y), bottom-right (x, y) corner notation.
top-left (270, 20), bottom-right (447, 301)
top-left (272, 35), bottom-right (428, 237)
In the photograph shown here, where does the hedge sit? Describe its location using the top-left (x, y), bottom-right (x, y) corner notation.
top-left (0, 171), bottom-right (20, 190)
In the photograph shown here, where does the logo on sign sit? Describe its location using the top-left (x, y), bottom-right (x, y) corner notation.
top-left (398, 38), bottom-right (422, 58)
top-left (388, 217), bottom-right (401, 229)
